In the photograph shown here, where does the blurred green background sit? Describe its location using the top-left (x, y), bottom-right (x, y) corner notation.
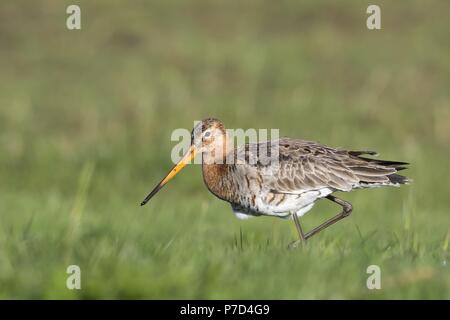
top-left (0, 0), bottom-right (449, 299)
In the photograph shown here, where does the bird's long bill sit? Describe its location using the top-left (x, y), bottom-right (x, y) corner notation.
top-left (140, 145), bottom-right (198, 206)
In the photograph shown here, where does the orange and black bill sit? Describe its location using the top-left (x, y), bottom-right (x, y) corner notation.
top-left (140, 145), bottom-right (197, 206)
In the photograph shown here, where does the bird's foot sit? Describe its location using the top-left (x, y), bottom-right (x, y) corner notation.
top-left (287, 240), bottom-right (304, 249)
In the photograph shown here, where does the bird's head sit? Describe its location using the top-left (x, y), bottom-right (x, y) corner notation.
top-left (140, 118), bottom-right (228, 206)
top-left (191, 118), bottom-right (228, 159)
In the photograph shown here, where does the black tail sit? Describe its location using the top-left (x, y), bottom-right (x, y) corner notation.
top-left (349, 150), bottom-right (411, 186)
top-left (387, 173), bottom-right (410, 185)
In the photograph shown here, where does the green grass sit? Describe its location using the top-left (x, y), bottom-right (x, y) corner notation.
top-left (0, 0), bottom-right (449, 299)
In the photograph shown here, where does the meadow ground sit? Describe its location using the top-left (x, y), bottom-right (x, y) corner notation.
top-left (0, 0), bottom-right (449, 299)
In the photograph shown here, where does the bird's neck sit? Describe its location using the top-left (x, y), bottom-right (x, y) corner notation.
top-left (201, 133), bottom-right (236, 201)
top-left (201, 161), bottom-right (234, 202)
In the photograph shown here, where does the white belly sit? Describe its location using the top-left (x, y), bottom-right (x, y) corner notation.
top-left (232, 188), bottom-right (333, 220)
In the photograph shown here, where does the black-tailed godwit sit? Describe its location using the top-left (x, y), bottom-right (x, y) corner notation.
top-left (141, 118), bottom-right (410, 246)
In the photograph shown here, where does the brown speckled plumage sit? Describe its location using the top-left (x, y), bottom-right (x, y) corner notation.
top-left (142, 118), bottom-right (410, 244)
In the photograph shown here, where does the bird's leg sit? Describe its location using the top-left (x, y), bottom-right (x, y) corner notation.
top-left (289, 212), bottom-right (307, 248)
top-left (304, 195), bottom-right (352, 240)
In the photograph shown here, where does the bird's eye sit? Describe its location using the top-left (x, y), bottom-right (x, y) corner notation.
top-left (204, 131), bottom-right (211, 138)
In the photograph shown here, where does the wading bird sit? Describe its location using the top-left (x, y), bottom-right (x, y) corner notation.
top-left (141, 118), bottom-right (410, 247)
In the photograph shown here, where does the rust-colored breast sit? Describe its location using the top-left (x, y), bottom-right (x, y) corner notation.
top-left (202, 163), bottom-right (236, 202)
